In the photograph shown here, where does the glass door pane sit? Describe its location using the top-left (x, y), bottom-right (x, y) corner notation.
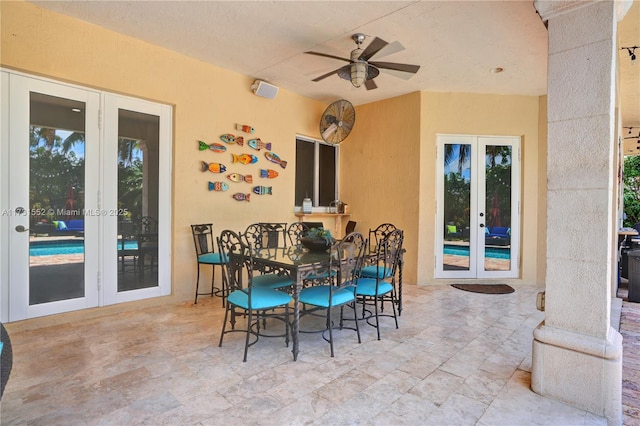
top-left (117, 109), bottom-right (159, 292)
top-left (7, 73), bottom-right (100, 321)
top-left (442, 142), bottom-right (472, 271)
top-left (29, 93), bottom-right (87, 304)
top-left (483, 144), bottom-right (512, 273)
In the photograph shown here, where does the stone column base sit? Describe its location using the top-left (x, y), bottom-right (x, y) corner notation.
top-left (532, 322), bottom-right (622, 424)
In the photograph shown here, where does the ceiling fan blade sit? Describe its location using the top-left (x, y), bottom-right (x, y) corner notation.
top-left (373, 41), bottom-right (405, 59)
top-left (305, 51), bottom-right (351, 63)
top-left (311, 68), bottom-right (342, 82)
top-left (365, 79), bottom-right (377, 90)
top-left (370, 61), bottom-right (420, 74)
top-left (359, 37), bottom-right (388, 61)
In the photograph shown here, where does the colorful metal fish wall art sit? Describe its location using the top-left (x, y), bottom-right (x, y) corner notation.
top-left (260, 169), bottom-right (278, 179)
top-left (232, 153), bottom-right (258, 165)
top-left (253, 186), bottom-right (272, 195)
top-left (246, 138), bottom-right (272, 151)
top-left (236, 124), bottom-right (255, 133)
top-left (201, 161), bottom-right (226, 173)
top-left (227, 173), bottom-right (253, 183)
top-left (220, 134), bottom-right (244, 145)
top-left (264, 152), bottom-right (287, 169)
top-left (202, 123), bottom-right (287, 203)
top-left (233, 193), bottom-right (251, 202)
top-left (208, 181), bottom-right (229, 192)
top-left (198, 141), bottom-right (226, 153)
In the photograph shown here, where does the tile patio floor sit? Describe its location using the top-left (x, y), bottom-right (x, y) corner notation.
top-left (0, 282), bottom-right (639, 425)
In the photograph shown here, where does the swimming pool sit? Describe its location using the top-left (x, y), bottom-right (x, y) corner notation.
top-left (30, 240), bottom-right (138, 256)
top-left (444, 244), bottom-right (510, 260)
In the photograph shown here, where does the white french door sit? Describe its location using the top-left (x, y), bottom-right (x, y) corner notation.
top-left (5, 74), bottom-right (101, 320)
top-left (435, 135), bottom-right (520, 279)
top-left (1, 71), bottom-right (171, 322)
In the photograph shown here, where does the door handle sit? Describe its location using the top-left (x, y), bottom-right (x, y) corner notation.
top-left (15, 225), bottom-right (29, 232)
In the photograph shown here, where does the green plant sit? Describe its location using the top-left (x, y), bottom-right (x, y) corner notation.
top-left (304, 227), bottom-right (334, 244)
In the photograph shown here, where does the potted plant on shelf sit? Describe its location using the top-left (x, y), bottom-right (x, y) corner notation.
top-left (300, 227), bottom-right (335, 252)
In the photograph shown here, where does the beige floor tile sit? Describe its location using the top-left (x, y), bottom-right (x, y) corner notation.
top-left (2, 284), bottom-right (628, 425)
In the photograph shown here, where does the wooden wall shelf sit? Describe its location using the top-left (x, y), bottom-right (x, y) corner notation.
top-left (295, 213), bottom-right (351, 238)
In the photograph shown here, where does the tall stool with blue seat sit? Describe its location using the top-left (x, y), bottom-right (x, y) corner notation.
top-left (191, 223), bottom-right (227, 305)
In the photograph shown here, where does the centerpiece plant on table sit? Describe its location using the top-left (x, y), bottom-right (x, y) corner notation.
top-left (301, 227), bottom-right (335, 252)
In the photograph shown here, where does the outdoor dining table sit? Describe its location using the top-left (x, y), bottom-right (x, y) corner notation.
top-left (250, 245), bottom-right (404, 361)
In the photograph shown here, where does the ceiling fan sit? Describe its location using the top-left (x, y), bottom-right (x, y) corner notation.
top-left (305, 33), bottom-right (420, 90)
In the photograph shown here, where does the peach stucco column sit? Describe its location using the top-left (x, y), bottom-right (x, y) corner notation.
top-left (532, 1), bottom-right (630, 423)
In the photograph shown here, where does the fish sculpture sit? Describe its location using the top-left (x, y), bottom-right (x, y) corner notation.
top-left (236, 124), bottom-right (255, 133)
top-left (232, 153), bottom-right (258, 165)
top-left (246, 138), bottom-right (272, 151)
top-left (208, 181), bottom-right (229, 192)
top-left (201, 161), bottom-right (226, 173)
top-left (227, 173), bottom-right (253, 183)
top-left (232, 193), bottom-right (251, 202)
top-left (264, 151), bottom-right (287, 169)
top-left (260, 169), bottom-right (279, 179)
top-left (253, 186), bottom-right (272, 195)
top-left (198, 141), bottom-right (226, 153)
top-left (220, 133), bottom-right (237, 144)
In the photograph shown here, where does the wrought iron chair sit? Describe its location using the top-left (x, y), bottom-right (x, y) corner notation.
top-left (217, 230), bottom-right (292, 362)
top-left (191, 224), bottom-right (227, 304)
top-left (368, 223), bottom-right (397, 251)
top-left (345, 220), bottom-right (357, 235)
top-left (258, 222), bottom-right (288, 247)
top-left (299, 231), bottom-right (366, 357)
top-left (287, 222), bottom-right (309, 246)
top-left (356, 229), bottom-right (404, 340)
top-left (241, 224), bottom-right (294, 290)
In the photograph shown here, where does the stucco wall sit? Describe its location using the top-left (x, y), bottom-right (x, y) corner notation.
top-left (1, 1), bottom-right (326, 304)
top-left (417, 92), bottom-right (543, 285)
top-left (341, 93), bottom-right (422, 284)
top-left (1, 1), bottom-right (546, 327)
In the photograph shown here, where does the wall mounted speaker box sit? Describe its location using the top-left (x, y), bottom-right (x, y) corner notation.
top-left (251, 80), bottom-right (279, 99)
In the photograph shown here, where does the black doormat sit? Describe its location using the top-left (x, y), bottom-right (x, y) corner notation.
top-left (451, 284), bottom-right (515, 294)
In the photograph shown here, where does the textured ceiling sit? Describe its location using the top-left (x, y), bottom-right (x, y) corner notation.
top-left (29, 1), bottom-right (639, 140)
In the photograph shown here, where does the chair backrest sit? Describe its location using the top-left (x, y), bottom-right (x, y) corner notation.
top-left (218, 229), bottom-right (256, 295)
top-left (375, 228), bottom-right (404, 281)
top-left (258, 222), bottom-right (287, 247)
top-left (345, 220), bottom-right (357, 235)
top-left (302, 221), bottom-right (324, 231)
top-left (331, 231), bottom-right (367, 291)
top-left (140, 216), bottom-right (158, 234)
top-left (369, 223), bottom-right (397, 250)
top-left (191, 223), bottom-right (215, 256)
top-left (287, 222), bottom-right (309, 246)
top-left (242, 223), bottom-right (267, 249)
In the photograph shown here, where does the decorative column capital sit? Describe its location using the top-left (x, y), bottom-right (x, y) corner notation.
top-left (534, 0), bottom-right (632, 23)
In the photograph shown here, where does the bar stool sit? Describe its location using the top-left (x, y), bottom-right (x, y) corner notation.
top-left (191, 224), bottom-right (227, 304)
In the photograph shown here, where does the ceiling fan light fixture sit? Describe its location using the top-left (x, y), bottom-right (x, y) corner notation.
top-left (351, 61), bottom-right (367, 88)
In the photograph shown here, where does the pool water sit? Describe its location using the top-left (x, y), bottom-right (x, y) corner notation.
top-left (30, 240), bottom-right (138, 256)
top-left (444, 244), bottom-right (510, 260)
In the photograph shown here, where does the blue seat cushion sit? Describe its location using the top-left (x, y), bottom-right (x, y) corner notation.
top-left (361, 265), bottom-right (393, 279)
top-left (198, 252), bottom-right (225, 264)
top-left (299, 285), bottom-right (355, 308)
top-left (253, 273), bottom-right (294, 290)
top-left (227, 288), bottom-right (292, 310)
top-left (355, 278), bottom-right (393, 297)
